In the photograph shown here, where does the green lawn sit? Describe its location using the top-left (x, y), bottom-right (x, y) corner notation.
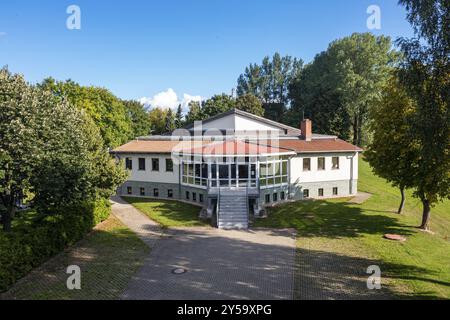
top-left (2, 215), bottom-right (149, 300)
top-left (255, 159), bottom-right (450, 299)
top-left (122, 197), bottom-right (209, 228)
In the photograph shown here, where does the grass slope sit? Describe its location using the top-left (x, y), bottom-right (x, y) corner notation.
top-left (255, 159), bottom-right (450, 299)
top-left (122, 197), bottom-right (209, 228)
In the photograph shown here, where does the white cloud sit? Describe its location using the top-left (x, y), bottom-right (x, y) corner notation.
top-left (139, 89), bottom-right (203, 112)
top-left (0, 32), bottom-right (7, 37)
top-left (181, 93), bottom-right (202, 110)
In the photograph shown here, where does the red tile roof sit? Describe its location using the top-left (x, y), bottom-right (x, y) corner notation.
top-left (278, 139), bottom-right (363, 153)
top-left (112, 138), bottom-right (362, 154)
top-left (181, 140), bottom-right (295, 156)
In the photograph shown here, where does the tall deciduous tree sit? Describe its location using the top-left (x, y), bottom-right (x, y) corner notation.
top-left (290, 33), bottom-right (397, 146)
top-left (0, 68), bottom-right (126, 231)
top-left (122, 99), bottom-right (151, 137)
top-left (396, 0), bottom-right (449, 230)
top-left (148, 107), bottom-right (168, 135)
top-left (185, 101), bottom-right (203, 124)
top-left (38, 79), bottom-right (134, 148)
top-left (365, 75), bottom-right (419, 214)
top-left (237, 53), bottom-right (303, 122)
top-left (201, 94), bottom-right (235, 118)
top-left (235, 94), bottom-right (265, 116)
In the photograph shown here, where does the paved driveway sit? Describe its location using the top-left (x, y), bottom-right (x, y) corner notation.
top-left (121, 227), bottom-right (296, 300)
top-left (111, 197), bottom-right (296, 300)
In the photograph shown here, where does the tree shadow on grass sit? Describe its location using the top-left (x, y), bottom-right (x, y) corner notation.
top-left (295, 247), bottom-right (447, 300)
top-left (260, 199), bottom-right (415, 239)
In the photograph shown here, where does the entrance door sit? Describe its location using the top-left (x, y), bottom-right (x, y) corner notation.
top-left (219, 164), bottom-right (229, 187)
top-left (238, 164), bottom-right (249, 187)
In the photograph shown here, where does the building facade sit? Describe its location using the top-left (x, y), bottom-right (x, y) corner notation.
top-left (112, 109), bottom-right (362, 228)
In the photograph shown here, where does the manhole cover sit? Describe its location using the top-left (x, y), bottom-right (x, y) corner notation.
top-left (172, 268), bottom-right (187, 275)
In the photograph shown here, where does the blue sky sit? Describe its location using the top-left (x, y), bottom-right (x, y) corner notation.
top-left (0, 0), bottom-right (414, 108)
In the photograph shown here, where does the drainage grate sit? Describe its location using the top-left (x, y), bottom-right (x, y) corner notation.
top-left (172, 268), bottom-right (187, 275)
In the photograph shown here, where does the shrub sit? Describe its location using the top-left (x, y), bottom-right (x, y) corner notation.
top-left (0, 198), bottom-right (111, 292)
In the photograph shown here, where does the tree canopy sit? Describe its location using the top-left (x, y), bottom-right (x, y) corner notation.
top-left (38, 78), bottom-right (149, 147)
top-left (0, 68), bottom-right (126, 231)
top-left (396, 0), bottom-right (449, 229)
top-left (237, 53), bottom-right (303, 122)
top-left (365, 75), bottom-right (419, 214)
top-left (289, 33), bottom-right (398, 146)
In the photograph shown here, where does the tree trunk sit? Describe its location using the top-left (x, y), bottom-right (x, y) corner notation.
top-left (397, 187), bottom-right (406, 214)
top-left (352, 115), bottom-right (359, 146)
top-left (419, 198), bottom-right (431, 230)
top-left (2, 206), bottom-right (14, 232)
top-left (357, 113), bottom-right (363, 146)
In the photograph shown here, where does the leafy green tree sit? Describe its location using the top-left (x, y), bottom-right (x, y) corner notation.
top-left (290, 33), bottom-right (397, 145)
top-left (237, 53), bottom-right (303, 122)
top-left (235, 94), bottom-right (264, 116)
top-left (148, 107), bottom-right (168, 135)
top-left (38, 79), bottom-right (133, 148)
top-left (165, 108), bottom-right (176, 133)
top-left (365, 76), bottom-right (419, 214)
top-left (201, 94), bottom-right (236, 118)
top-left (0, 69), bottom-right (126, 231)
top-left (396, 0), bottom-right (449, 230)
top-left (122, 99), bottom-right (151, 137)
top-left (175, 104), bottom-right (184, 128)
top-left (185, 101), bottom-right (203, 124)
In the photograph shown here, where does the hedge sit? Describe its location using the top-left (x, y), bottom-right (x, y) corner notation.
top-left (0, 197), bottom-right (111, 292)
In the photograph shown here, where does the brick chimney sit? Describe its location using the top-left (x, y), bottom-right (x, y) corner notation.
top-left (300, 119), bottom-right (312, 141)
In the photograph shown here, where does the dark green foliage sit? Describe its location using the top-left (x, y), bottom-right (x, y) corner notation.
top-left (185, 101), bottom-right (204, 124)
top-left (0, 198), bottom-right (110, 292)
top-left (175, 104), bottom-right (184, 128)
top-left (396, 0), bottom-right (449, 229)
top-left (235, 94), bottom-right (264, 116)
top-left (237, 53), bottom-right (303, 122)
top-left (289, 33), bottom-right (397, 145)
top-left (201, 94), bottom-right (235, 118)
top-left (165, 108), bottom-right (176, 133)
top-left (38, 79), bottom-right (149, 147)
top-left (122, 99), bottom-right (151, 137)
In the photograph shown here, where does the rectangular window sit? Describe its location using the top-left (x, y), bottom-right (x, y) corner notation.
top-left (281, 191), bottom-right (285, 200)
top-left (138, 158), bottom-right (146, 171)
top-left (303, 158), bottom-right (311, 171)
top-left (192, 192), bottom-right (197, 202)
top-left (140, 187), bottom-right (145, 196)
top-left (168, 189), bottom-right (173, 198)
top-left (303, 189), bottom-right (309, 198)
top-left (153, 188), bottom-right (159, 197)
top-left (265, 194), bottom-right (271, 203)
top-left (318, 188), bottom-right (324, 197)
top-left (273, 193), bottom-right (278, 202)
top-left (127, 186), bottom-right (132, 195)
top-left (332, 157), bottom-right (340, 170)
top-left (333, 187), bottom-right (338, 196)
top-left (125, 158), bottom-right (132, 170)
top-left (152, 158), bottom-right (160, 171)
top-left (186, 191), bottom-right (190, 200)
top-left (165, 158), bottom-right (173, 172)
top-left (318, 157), bottom-right (325, 171)
top-left (199, 194), bottom-right (204, 203)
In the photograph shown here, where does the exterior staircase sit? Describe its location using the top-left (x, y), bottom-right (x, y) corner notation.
top-left (217, 188), bottom-right (249, 229)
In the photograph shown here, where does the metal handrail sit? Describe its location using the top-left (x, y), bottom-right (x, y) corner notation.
top-left (217, 186), bottom-right (221, 228)
top-left (245, 186), bottom-right (249, 227)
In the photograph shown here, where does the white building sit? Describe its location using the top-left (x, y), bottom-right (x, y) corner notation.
top-left (112, 109), bottom-right (362, 229)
